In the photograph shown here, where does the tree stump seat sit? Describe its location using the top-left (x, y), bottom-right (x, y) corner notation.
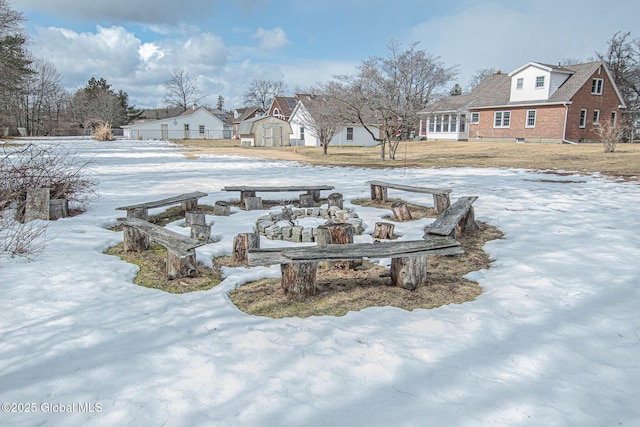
top-left (117, 216), bottom-right (205, 280)
top-left (247, 237), bottom-right (464, 294)
top-left (366, 180), bottom-right (452, 214)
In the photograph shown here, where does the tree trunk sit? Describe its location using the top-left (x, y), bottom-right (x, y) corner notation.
top-left (49, 198), bottom-right (69, 220)
top-left (185, 210), bottom-right (206, 227)
top-left (327, 192), bottom-right (343, 209)
top-left (322, 142), bottom-right (328, 155)
top-left (316, 223), bottom-right (359, 269)
top-left (190, 224), bottom-right (211, 241)
top-left (213, 200), bottom-right (231, 216)
top-left (433, 194), bottom-right (450, 215)
top-left (391, 201), bottom-right (412, 221)
top-left (299, 193), bottom-right (315, 207)
top-left (370, 185), bottom-right (388, 202)
top-left (379, 141), bottom-right (386, 160)
top-left (281, 262), bottom-right (318, 296)
top-left (167, 249), bottom-right (198, 280)
top-left (244, 196), bottom-right (263, 210)
top-left (373, 222), bottom-right (395, 240)
top-left (233, 231), bottom-right (260, 263)
top-left (390, 255), bottom-right (428, 290)
top-left (239, 190), bottom-right (256, 204)
top-left (180, 199), bottom-right (198, 213)
top-left (24, 187), bottom-right (50, 222)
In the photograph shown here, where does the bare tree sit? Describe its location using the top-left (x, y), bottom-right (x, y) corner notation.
top-left (466, 68), bottom-right (496, 93)
top-left (292, 83), bottom-right (344, 155)
top-left (243, 79), bottom-right (288, 110)
top-left (163, 68), bottom-right (207, 112)
top-left (336, 40), bottom-right (458, 160)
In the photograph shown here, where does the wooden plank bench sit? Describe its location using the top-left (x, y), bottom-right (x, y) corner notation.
top-left (366, 180), bottom-right (452, 214)
top-left (248, 236), bottom-right (464, 293)
top-left (116, 191), bottom-right (208, 220)
top-left (221, 185), bottom-right (335, 209)
top-left (118, 217), bottom-right (205, 279)
top-left (425, 196), bottom-right (479, 239)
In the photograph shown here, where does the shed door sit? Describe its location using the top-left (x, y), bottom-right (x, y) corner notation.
top-left (161, 124), bottom-right (168, 139)
top-left (264, 126), bottom-right (282, 146)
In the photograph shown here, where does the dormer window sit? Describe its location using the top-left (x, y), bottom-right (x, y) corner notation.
top-left (516, 78), bottom-right (524, 90)
top-left (535, 76), bottom-right (545, 89)
top-left (591, 78), bottom-right (603, 95)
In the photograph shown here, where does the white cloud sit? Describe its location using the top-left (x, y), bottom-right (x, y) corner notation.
top-left (251, 27), bottom-right (289, 51)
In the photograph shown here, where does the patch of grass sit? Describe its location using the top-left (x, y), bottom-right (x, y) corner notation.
top-left (105, 242), bottom-right (222, 293)
top-left (230, 221), bottom-right (503, 318)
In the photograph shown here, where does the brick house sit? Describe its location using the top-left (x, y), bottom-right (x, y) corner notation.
top-left (419, 61), bottom-right (626, 143)
top-left (268, 96), bottom-right (299, 121)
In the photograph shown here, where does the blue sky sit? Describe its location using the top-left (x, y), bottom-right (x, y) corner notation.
top-left (12, 0), bottom-right (640, 109)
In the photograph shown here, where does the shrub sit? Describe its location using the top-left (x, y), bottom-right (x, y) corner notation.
top-left (595, 120), bottom-right (625, 153)
top-left (92, 122), bottom-right (114, 141)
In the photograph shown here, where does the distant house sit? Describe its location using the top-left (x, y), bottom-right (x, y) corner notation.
top-left (268, 96), bottom-right (298, 121)
top-left (420, 61), bottom-right (626, 143)
top-left (289, 95), bottom-right (379, 147)
top-left (238, 115), bottom-right (292, 147)
top-left (122, 106), bottom-right (230, 140)
top-left (231, 106), bottom-right (265, 139)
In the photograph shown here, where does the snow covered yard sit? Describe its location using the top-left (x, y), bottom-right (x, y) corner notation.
top-left (1, 138), bottom-right (639, 426)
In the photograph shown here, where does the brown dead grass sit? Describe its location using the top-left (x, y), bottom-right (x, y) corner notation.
top-left (229, 221), bottom-right (502, 318)
top-left (177, 138), bottom-right (640, 181)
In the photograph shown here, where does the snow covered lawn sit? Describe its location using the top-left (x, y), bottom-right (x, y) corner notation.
top-left (1, 138), bottom-right (639, 426)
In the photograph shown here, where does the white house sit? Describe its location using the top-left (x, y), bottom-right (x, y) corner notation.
top-left (122, 107), bottom-right (228, 140)
top-left (289, 98), bottom-right (378, 147)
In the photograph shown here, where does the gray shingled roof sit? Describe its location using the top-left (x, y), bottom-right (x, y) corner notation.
top-left (423, 61), bottom-right (614, 113)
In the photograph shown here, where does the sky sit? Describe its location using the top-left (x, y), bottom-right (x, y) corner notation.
top-left (1, 137), bottom-right (639, 426)
top-left (11, 0), bottom-right (640, 109)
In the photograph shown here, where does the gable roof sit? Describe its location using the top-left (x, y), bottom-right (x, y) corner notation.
top-left (423, 61), bottom-right (626, 113)
top-left (233, 106), bottom-right (264, 124)
top-left (271, 96), bottom-right (298, 117)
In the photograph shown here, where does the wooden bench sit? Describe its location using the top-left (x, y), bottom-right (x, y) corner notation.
top-left (248, 237), bottom-right (464, 293)
top-left (221, 185), bottom-right (335, 209)
top-left (118, 217), bottom-right (205, 279)
top-left (425, 196), bottom-right (479, 239)
top-left (116, 191), bottom-right (208, 220)
top-left (366, 180), bottom-right (452, 214)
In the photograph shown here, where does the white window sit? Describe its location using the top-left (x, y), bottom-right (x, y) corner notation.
top-left (435, 115), bottom-right (442, 132)
top-left (526, 110), bottom-right (536, 128)
top-left (450, 115), bottom-right (457, 133)
top-left (442, 115), bottom-right (450, 132)
top-left (494, 111), bottom-right (511, 128)
top-left (428, 116), bottom-right (435, 132)
top-left (611, 111), bottom-right (617, 123)
top-left (591, 78), bottom-right (603, 95)
top-left (471, 112), bottom-right (480, 124)
top-left (460, 114), bottom-right (466, 132)
top-left (300, 126), bottom-right (305, 140)
top-left (198, 125), bottom-right (205, 135)
top-left (579, 109), bottom-right (587, 128)
top-left (593, 109), bottom-right (600, 124)
top-left (535, 76), bottom-right (545, 88)
top-left (516, 78), bottom-right (524, 90)
top-left (346, 127), bottom-right (354, 140)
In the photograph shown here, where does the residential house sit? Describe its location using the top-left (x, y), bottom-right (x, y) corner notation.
top-left (268, 96), bottom-right (299, 121)
top-left (288, 94), bottom-right (379, 147)
top-left (122, 106), bottom-right (228, 140)
top-left (237, 115), bottom-right (292, 147)
top-left (231, 106), bottom-right (265, 139)
top-left (420, 61), bottom-right (626, 143)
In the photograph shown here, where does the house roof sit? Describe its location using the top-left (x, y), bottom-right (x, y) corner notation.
top-left (233, 106), bottom-right (264, 124)
top-left (237, 115), bottom-right (292, 135)
top-left (272, 96), bottom-right (298, 117)
top-left (422, 61), bottom-right (626, 113)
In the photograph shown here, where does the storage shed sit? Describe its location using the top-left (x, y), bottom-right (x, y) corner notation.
top-left (238, 116), bottom-right (292, 147)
